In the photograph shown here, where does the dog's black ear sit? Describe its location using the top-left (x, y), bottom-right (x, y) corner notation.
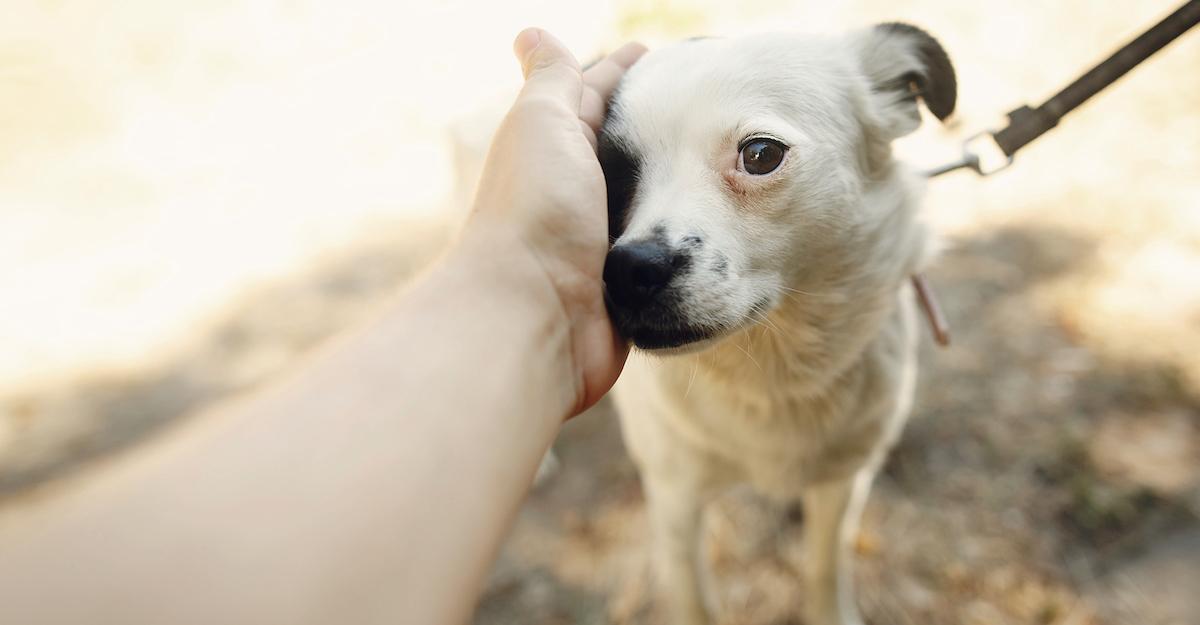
top-left (852, 22), bottom-right (956, 140)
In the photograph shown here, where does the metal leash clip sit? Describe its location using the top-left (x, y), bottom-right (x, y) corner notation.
top-left (925, 131), bottom-right (1014, 178)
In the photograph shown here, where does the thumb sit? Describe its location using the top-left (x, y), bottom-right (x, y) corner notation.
top-left (513, 28), bottom-right (582, 112)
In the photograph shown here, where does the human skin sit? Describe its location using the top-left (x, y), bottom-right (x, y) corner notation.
top-left (0, 29), bottom-right (644, 625)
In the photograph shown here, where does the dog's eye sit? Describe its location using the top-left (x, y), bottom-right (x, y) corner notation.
top-left (739, 138), bottom-right (787, 175)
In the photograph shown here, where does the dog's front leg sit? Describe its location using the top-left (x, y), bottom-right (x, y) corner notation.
top-left (644, 475), bottom-right (711, 625)
top-left (802, 470), bottom-right (873, 625)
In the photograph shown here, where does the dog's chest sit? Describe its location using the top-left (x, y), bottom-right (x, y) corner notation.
top-left (683, 360), bottom-right (889, 496)
top-left (617, 306), bottom-right (915, 500)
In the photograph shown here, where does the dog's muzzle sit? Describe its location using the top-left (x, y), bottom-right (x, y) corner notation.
top-left (604, 240), bottom-right (713, 349)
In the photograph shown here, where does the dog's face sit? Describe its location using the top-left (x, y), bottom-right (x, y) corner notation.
top-left (600, 25), bottom-right (954, 351)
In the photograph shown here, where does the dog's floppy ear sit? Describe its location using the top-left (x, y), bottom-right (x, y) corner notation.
top-left (851, 22), bottom-right (956, 140)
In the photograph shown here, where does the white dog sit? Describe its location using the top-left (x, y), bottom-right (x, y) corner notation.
top-left (599, 24), bottom-right (956, 625)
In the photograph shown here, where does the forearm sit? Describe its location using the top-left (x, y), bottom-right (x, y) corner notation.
top-left (0, 227), bottom-right (574, 625)
top-left (384, 224), bottom-right (577, 623)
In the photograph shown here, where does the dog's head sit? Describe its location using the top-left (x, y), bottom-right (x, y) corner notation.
top-left (600, 24), bottom-right (955, 351)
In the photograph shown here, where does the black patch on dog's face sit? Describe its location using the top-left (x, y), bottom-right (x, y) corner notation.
top-left (597, 118), bottom-right (640, 243)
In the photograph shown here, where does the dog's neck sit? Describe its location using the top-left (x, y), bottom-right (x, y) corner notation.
top-left (691, 174), bottom-right (927, 397)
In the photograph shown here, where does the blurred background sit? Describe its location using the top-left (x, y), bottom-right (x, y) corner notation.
top-left (2, 1), bottom-right (1198, 623)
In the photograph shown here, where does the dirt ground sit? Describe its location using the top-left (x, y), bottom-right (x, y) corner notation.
top-left (2, 1), bottom-right (1198, 624)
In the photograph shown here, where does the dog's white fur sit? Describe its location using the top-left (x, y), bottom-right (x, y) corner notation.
top-left (601, 26), bottom-right (953, 625)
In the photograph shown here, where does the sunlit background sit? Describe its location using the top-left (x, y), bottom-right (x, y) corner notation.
top-left (3, 1), bottom-right (1198, 623)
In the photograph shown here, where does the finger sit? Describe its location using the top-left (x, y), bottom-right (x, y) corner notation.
top-left (513, 28), bottom-right (583, 112)
top-left (579, 87), bottom-right (607, 136)
top-left (579, 119), bottom-right (598, 152)
top-left (582, 42), bottom-right (647, 103)
top-left (580, 42), bottom-right (648, 134)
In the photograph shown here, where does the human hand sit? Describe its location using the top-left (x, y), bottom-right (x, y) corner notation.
top-left (465, 29), bottom-right (646, 415)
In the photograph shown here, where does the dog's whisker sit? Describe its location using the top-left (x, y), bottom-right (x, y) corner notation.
top-left (758, 314), bottom-right (790, 342)
top-left (747, 307), bottom-right (788, 344)
top-left (733, 336), bottom-right (763, 372)
top-left (753, 309), bottom-right (778, 330)
top-left (684, 355), bottom-right (699, 399)
top-left (756, 325), bottom-right (776, 350)
top-left (778, 285), bottom-right (828, 297)
top-left (749, 326), bottom-right (764, 350)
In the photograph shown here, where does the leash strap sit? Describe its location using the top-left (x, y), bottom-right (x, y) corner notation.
top-left (994, 0), bottom-right (1200, 157)
top-left (917, 2), bottom-right (1199, 348)
top-left (930, 0), bottom-right (1200, 177)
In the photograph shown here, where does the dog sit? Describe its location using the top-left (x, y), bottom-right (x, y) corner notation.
top-left (598, 23), bottom-right (955, 625)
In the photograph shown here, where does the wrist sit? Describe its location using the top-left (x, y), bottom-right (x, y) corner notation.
top-left (439, 217), bottom-right (583, 413)
top-left (451, 216), bottom-right (566, 320)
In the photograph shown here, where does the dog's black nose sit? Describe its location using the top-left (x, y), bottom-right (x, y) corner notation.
top-left (604, 240), bottom-right (680, 308)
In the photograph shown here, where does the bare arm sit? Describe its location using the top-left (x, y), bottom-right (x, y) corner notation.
top-left (0, 30), bottom-right (644, 625)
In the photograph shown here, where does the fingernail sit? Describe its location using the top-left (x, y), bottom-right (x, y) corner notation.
top-left (513, 28), bottom-right (542, 64)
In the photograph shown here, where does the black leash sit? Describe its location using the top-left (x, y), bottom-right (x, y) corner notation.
top-left (929, 0), bottom-right (1200, 177)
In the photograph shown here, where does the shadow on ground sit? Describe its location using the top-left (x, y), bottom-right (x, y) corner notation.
top-left (0, 217), bottom-right (448, 498)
